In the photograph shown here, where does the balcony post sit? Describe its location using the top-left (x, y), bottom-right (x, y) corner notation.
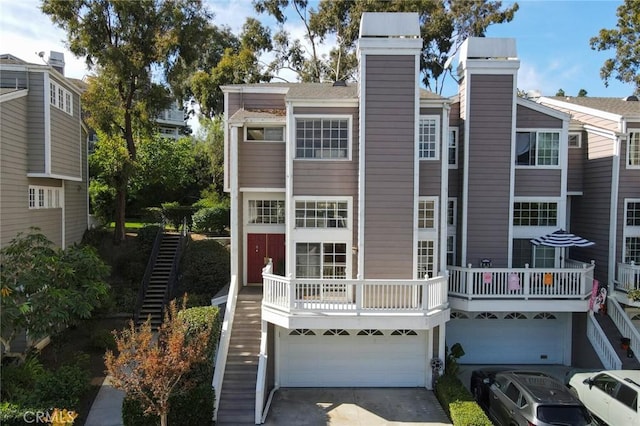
top-left (422, 275), bottom-right (429, 310)
top-left (466, 264), bottom-right (473, 300)
top-left (288, 273), bottom-right (294, 311)
top-left (524, 264), bottom-right (530, 300)
top-left (356, 274), bottom-right (363, 313)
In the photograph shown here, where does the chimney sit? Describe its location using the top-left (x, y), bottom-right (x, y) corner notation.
top-left (48, 51), bottom-right (65, 75)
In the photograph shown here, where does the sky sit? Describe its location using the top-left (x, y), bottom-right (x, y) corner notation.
top-left (0, 0), bottom-right (635, 100)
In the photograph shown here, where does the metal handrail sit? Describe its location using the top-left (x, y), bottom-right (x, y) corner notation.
top-left (134, 225), bottom-right (164, 323)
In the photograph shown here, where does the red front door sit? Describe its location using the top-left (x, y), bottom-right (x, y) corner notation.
top-left (247, 233), bottom-right (285, 283)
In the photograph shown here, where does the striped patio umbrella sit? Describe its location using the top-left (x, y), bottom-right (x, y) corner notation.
top-left (531, 229), bottom-right (594, 267)
top-left (530, 229), bottom-right (595, 248)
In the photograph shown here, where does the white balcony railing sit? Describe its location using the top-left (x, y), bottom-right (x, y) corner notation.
top-left (262, 273), bottom-right (448, 315)
top-left (617, 262), bottom-right (640, 292)
top-left (448, 262), bottom-right (594, 300)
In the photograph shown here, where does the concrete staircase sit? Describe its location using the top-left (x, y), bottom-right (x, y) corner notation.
top-left (137, 233), bottom-right (181, 328)
top-left (216, 286), bottom-right (263, 425)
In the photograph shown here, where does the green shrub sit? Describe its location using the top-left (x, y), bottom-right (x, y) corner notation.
top-left (177, 240), bottom-right (229, 300)
top-left (81, 227), bottom-right (112, 249)
top-left (33, 359), bottom-right (90, 409)
top-left (0, 402), bottom-right (55, 426)
top-left (140, 207), bottom-right (164, 224)
top-left (178, 305), bottom-right (221, 380)
top-left (0, 356), bottom-right (46, 404)
top-left (122, 385), bottom-right (215, 426)
top-left (191, 207), bottom-right (229, 235)
top-left (89, 180), bottom-right (116, 225)
top-left (90, 328), bottom-right (117, 352)
top-left (435, 374), bottom-right (492, 426)
top-left (137, 224), bottom-right (162, 243)
top-left (161, 202), bottom-right (195, 231)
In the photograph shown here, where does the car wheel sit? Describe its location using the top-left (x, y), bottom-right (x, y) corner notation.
top-left (472, 383), bottom-right (483, 401)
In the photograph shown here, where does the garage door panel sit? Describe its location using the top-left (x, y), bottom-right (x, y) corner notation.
top-left (446, 315), bottom-right (567, 364)
top-left (279, 331), bottom-right (427, 387)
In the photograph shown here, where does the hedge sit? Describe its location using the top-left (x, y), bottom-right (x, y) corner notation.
top-left (176, 239), bottom-right (230, 303)
top-left (434, 374), bottom-right (492, 426)
top-left (191, 206), bottom-right (230, 235)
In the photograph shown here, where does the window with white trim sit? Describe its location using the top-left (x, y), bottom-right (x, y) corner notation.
top-left (625, 200), bottom-right (640, 263)
top-left (568, 132), bottom-right (581, 148)
top-left (513, 202), bottom-right (557, 226)
top-left (448, 127), bottom-right (458, 166)
top-left (629, 132), bottom-right (640, 167)
top-left (248, 200), bottom-right (285, 224)
top-left (447, 198), bottom-right (457, 266)
top-left (418, 198), bottom-right (437, 229)
top-left (28, 185), bottom-right (62, 209)
top-left (417, 240), bottom-right (435, 279)
top-left (49, 81), bottom-right (73, 116)
top-left (245, 125), bottom-right (285, 142)
top-left (295, 118), bottom-right (348, 159)
top-left (516, 131), bottom-right (559, 166)
top-left (295, 200), bottom-right (348, 228)
top-left (295, 242), bottom-right (347, 279)
top-left (419, 117), bottom-right (439, 159)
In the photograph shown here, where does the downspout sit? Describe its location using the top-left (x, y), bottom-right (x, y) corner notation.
top-left (609, 123), bottom-right (624, 289)
top-left (440, 104), bottom-right (451, 273)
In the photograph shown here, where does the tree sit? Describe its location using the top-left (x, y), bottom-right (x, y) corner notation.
top-left (555, 88), bottom-right (566, 96)
top-left (254, 0), bottom-right (518, 92)
top-left (105, 297), bottom-right (211, 426)
top-left (577, 89), bottom-right (588, 97)
top-left (42, 0), bottom-right (213, 243)
top-left (192, 117), bottom-right (226, 197)
top-left (189, 18), bottom-right (273, 118)
top-left (0, 230), bottom-right (110, 358)
top-left (590, 0), bottom-right (640, 95)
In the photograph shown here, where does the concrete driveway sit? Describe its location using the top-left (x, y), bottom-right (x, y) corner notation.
top-left (263, 388), bottom-right (452, 426)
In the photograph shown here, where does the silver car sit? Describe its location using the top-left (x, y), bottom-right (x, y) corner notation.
top-left (474, 370), bottom-right (594, 426)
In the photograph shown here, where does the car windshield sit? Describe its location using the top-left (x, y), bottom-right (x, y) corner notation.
top-left (537, 405), bottom-right (592, 425)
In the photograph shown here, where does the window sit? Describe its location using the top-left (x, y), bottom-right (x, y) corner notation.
top-left (505, 312), bottom-right (527, 319)
top-left (323, 329), bottom-right (349, 336)
top-left (616, 383), bottom-right (637, 410)
top-left (627, 202), bottom-right (640, 226)
top-left (624, 200), bottom-right (640, 263)
top-left (295, 200), bottom-right (348, 228)
top-left (50, 82), bottom-right (56, 105)
top-left (418, 199), bottom-right (436, 229)
top-left (593, 374), bottom-right (619, 396)
top-left (513, 202), bottom-right (557, 226)
top-left (357, 329), bottom-right (383, 336)
top-left (505, 383), bottom-right (523, 406)
top-left (447, 235), bottom-right (456, 266)
top-left (248, 200), bottom-right (285, 224)
top-left (391, 329), bottom-right (417, 335)
top-left (447, 199), bottom-right (456, 227)
top-left (512, 238), bottom-right (555, 268)
top-left (417, 240), bottom-right (435, 279)
top-left (516, 131), bottom-right (559, 166)
top-left (295, 242), bottom-right (347, 279)
top-left (296, 118), bottom-right (348, 159)
top-left (626, 237), bottom-right (640, 264)
top-left (533, 312), bottom-right (556, 319)
top-left (568, 132), bottom-right (581, 148)
top-left (448, 127), bottom-right (458, 166)
top-left (419, 117), bottom-right (439, 159)
top-left (629, 132), bottom-right (640, 167)
top-left (28, 185), bottom-right (62, 209)
top-left (245, 126), bottom-right (285, 142)
top-left (49, 81), bottom-right (73, 116)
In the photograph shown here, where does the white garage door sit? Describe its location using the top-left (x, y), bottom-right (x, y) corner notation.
top-left (279, 329), bottom-right (427, 387)
top-left (446, 312), bottom-right (568, 364)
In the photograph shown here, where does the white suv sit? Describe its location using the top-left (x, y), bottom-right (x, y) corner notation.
top-left (569, 370), bottom-right (640, 425)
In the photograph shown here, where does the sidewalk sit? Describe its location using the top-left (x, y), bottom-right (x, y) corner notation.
top-left (84, 376), bottom-right (125, 426)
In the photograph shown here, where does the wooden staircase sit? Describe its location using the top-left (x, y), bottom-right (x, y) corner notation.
top-left (216, 286), bottom-right (263, 425)
top-left (137, 233), bottom-right (181, 328)
top-left (594, 307), bottom-right (640, 369)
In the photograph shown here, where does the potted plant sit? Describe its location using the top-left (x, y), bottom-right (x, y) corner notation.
top-left (627, 289), bottom-right (640, 302)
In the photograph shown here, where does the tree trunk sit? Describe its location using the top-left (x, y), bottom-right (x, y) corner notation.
top-left (113, 180), bottom-right (127, 245)
top-left (160, 412), bottom-right (167, 426)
